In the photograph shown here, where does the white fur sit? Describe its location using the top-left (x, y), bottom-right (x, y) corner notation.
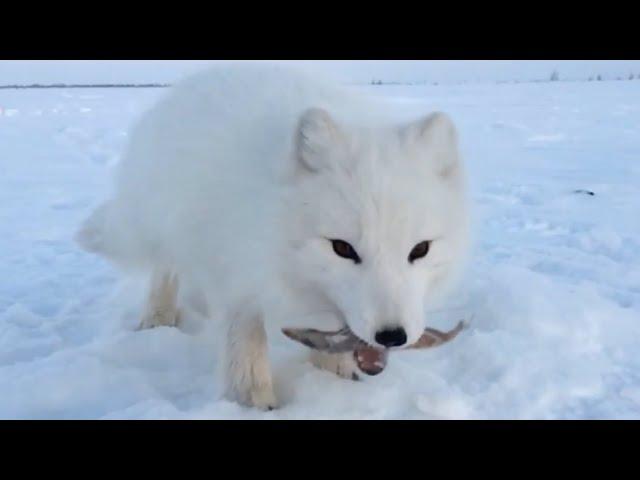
top-left (77, 63), bottom-right (469, 409)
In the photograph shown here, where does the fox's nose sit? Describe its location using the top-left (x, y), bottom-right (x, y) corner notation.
top-left (375, 327), bottom-right (407, 348)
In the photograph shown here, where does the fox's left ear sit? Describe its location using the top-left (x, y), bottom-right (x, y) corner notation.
top-left (295, 108), bottom-right (346, 174)
top-left (401, 112), bottom-right (461, 177)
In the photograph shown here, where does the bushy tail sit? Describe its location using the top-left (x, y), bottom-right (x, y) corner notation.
top-left (75, 203), bottom-right (113, 256)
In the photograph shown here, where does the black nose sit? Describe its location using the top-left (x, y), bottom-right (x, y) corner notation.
top-left (375, 327), bottom-right (407, 348)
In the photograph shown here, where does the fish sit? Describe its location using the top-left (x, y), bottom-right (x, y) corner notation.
top-left (282, 320), bottom-right (467, 376)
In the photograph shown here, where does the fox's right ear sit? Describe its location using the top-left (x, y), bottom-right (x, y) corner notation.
top-left (295, 108), bottom-right (345, 173)
top-left (402, 112), bottom-right (461, 178)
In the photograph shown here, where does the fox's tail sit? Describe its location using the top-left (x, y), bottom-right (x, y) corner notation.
top-left (75, 203), bottom-right (114, 256)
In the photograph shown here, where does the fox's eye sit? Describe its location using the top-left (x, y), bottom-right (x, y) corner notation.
top-left (409, 241), bottom-right (431, 263)
top-left (331, 240), bottom-right (361, 264)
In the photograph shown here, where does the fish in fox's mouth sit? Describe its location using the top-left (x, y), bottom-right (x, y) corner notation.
top-left (282, 321), bottom-right (466, 376)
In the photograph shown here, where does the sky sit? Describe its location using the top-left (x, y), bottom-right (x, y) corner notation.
top-left (2, 60), bottom-right (640, 85)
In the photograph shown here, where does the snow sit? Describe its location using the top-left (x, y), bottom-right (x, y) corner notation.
top-left (1, 80), bottom-right (640, 419)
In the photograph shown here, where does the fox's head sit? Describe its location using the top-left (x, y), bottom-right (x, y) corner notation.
top-left (281, 108), bottom-right (469, 349)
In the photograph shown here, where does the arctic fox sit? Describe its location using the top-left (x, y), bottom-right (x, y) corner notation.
top-left (77, 63), bottom-right (469, 409)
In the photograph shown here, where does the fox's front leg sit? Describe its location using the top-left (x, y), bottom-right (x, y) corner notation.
top-left (224, 306), bottom-right (277, 410)
top-left (139, 270), bottom-right (180, 330)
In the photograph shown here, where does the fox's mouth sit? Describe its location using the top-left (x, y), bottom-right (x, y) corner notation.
top-left (282, 321), bottom-right (466, 376)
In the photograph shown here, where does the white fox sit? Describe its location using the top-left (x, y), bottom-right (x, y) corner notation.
top-left (77, 63), bottom-right (469, 409)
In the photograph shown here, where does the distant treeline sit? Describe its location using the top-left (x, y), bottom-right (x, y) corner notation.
top-left (0, 83), bottom-right (171, 90)
top-left (369, 72), bottom-right (640, 86)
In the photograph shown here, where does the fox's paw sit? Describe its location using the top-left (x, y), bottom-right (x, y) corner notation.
top-left (138, 307), bottom-right (181, 330)
top-left (227, 378), bottom-right (279, 411)
top-left (225, 345), bottom-right (278, 411)
top-left (310, 350), bottom-right (361, 381)
top-left (249, 385), bottom-right (278, 411)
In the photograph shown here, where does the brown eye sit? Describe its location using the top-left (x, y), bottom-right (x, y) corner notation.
top-left (331, 240), bottom-right (361, 264)
top-left (409, 241), bottom-right (430, 263)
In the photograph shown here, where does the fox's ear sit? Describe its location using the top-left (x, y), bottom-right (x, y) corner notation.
top-left (295, 108), bottom-right (345, 173)
top-left (402, 112), bottom-right (460, 177)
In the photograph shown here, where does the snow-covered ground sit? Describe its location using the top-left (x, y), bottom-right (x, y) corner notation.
top-left (1, 80), bottom-right (639, 419)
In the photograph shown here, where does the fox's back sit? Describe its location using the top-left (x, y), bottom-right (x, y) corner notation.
top-left (85, 64), bottom-right (380, 296)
